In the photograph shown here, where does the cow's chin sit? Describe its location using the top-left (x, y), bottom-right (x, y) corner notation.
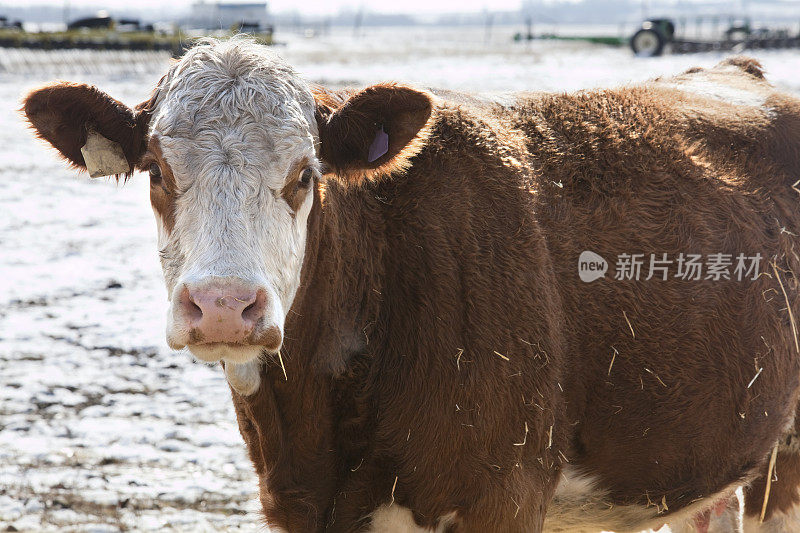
top-left (187, 343), bottom-right (265, 364)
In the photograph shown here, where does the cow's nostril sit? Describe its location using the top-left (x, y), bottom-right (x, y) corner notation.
top-left (242, 289), bottom-right (267, 324)
top-left (180, 285), bottom-right (204, 323)
top-left (187, 299), bottom-right (203, 322)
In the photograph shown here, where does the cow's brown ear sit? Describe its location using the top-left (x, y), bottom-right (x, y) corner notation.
top-left (317, 84), bottom-right (433, 184)
top-left (23, 82), bottom-right (150, 177)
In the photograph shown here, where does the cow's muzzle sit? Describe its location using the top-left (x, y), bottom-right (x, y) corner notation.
top-left (167, 277), bottom-right (283, 363)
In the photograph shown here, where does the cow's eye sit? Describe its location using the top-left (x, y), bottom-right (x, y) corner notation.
top-left (299, 167), bottom-right (313, 188)
top-left (149, 163), bottom-right (162, 184)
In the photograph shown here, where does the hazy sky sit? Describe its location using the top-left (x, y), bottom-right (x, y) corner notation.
top-left (12, 0), bottom-right (524, 15)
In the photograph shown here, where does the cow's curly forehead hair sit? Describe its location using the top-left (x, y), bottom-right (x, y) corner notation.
top-left (148, 37), bottom-right (318, 142)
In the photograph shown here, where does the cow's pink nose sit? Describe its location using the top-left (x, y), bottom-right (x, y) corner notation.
top-left (179, 284), bottom-right (267, 344)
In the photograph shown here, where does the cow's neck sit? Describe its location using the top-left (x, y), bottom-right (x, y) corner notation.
top-left (230, 179), bottom-right (385, 531)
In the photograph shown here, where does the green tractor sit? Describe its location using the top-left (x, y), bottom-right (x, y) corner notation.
top-left (630, 18), bottom-right (676, 56)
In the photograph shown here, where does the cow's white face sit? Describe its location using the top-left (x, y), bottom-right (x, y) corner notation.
top-left (143, 40), bottom-right (320, 364)
top-left (24, 37), bottom-right (434, 380)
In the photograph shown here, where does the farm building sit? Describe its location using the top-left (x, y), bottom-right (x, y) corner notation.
top-left (189, 1), bottom-right (269, 30)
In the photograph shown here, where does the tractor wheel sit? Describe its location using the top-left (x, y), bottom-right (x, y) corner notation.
top-left (630, 28), bottom-right (665, 57)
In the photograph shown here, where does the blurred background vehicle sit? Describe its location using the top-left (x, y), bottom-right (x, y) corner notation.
top-left (630, 15), bottom-right (800, 56)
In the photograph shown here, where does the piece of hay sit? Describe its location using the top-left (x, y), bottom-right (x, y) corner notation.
top-left (644, 367), bottom-right (667, 388)
top-left (623, 310), bottom-right (635, 338)
top-left (760, 443), bottom-right (779, 523)
top-left (747, 367), bottom-right (764, 389)
top-left (277, 349), bottom-right (288, 381)
top-left (608, 347), bottom-right (618, 376)
top-left (390, 476), bottom-right (398, 506)
top-left (493, 350), bottom-right (510, 361)
top-left (771, 263), bottom-right (799, 354)
top-left (513, 422), bottom-right (529, 446)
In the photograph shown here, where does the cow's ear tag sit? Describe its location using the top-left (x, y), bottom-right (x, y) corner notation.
top-left (80, 129), bottom-right (130, 178)
top-left (367, 125), bottom-right (389, 163)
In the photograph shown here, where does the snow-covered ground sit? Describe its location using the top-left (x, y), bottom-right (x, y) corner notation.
top-left (2, 25), bottom-right (800, 532)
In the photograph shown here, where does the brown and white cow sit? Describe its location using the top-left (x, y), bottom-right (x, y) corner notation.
top-left (22, 39), bottom-right (800, 532)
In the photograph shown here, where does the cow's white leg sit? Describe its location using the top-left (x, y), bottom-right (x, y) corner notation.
top-left (224, 358), bottom-right (261, 396)
top-left (368, 505), bottom-right (456, 533)
top-left (369, 505), bottom-right (426, 533)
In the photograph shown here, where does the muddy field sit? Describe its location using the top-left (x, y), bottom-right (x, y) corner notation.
top-left (3, 26), bottom-right (800, 532)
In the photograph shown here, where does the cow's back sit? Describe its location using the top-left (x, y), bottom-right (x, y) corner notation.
top-left (506, 58), bottom-right (800, 518)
